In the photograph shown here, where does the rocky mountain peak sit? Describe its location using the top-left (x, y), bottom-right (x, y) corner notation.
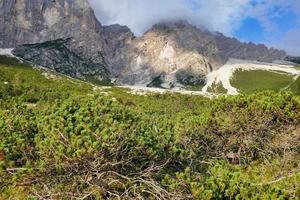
top-left (0, 1), bottom-right (291, 88)
top-left (0, 0), bottom-right (101, 47)
top-left (1, 0), bottom-right (110, 80)
top-left (102, 24), bottom-right (135, 63)
top-left (111, 21), bottom-right (211, 87)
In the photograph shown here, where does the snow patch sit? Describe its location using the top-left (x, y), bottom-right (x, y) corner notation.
top-left (0, 49), bottom-right (14, 57)
top-left (202, 58), bottom-right (300, 95)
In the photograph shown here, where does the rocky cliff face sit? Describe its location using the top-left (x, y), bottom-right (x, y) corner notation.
top-left (12, 39), bottom-right (109, 81)
top-left (0, 0), bottom-right (104, 48)
top-left (102, 24), bottom-right (135, 75)
top-left (0, 1), bottom-right (289, 88)
top-left (0, 0), bottom-right (109, 80)
top-left (285, 56), bottom-right (300, 65)
top-left (145, 21), bottom-right (287, 67)
top-left (111, 25), bottom-right (211, 87)
top-left (110, 21), bottom-right (286, 87)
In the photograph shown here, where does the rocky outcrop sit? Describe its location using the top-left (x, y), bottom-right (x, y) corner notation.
top-left (0, 1), bottom-right (290, 88)
top-left (146, 21), bottom-right (286, 67)
top-left (215, 34), bottom-right (287, 64)
top-left (102, 24), bottom-right (135, 75)
top-left (109, 21), bottom-right (286, 87)
top-left (285, 56), bottom-right (300, 65)
top-left (12, 39), bottom-right (109, 81)
top-left (0, 0), bottom-right (105, 48)
top-left (0, 0), bottom-right (109, 80)
top-left (111, 24), bottom-right (211, 87)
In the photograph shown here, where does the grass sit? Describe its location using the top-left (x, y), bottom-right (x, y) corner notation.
top-left (185, 83), bottom-right (205, 91)
top-left (293, 65), bottom-right (300, 70)
top-left (86, 75), bottom-right (114, 86)
top-left (289, 76), bottom-right (300, 95)
top-left (0, 55), bottom-right (93, 103)
top-left (230, 69), bottom-right (295, 94)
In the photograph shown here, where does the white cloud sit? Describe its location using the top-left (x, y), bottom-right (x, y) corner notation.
top-left (89, 0), bottom-right (300, 55)
top-left (273, 28), bottom-right (300, 56)
top-left (245, 0), bottom-right (297, 32)
top-left (89, 0), bottom-right (251, 36)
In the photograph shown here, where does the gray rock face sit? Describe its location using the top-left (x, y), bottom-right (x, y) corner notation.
top-left (0, 0), bottom-right (110, 80)
top-left (102, 24), bottom-right (135, 75)
top-left (12, 38), bottom-right (109, 81)
top-left (108, 22), bottom-right (211, 86)
top-left (109, 21), bottom-right (286, 87)
top-left (147, 21), bottom-right (287, 67)
top-left (285, 56), bottom-right (300, 65)
top-left (0, 0), bottom-right (104, 48)
top-left (0, 1), bottom-right (289, 87)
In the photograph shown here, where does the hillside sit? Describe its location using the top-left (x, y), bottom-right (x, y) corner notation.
top-left (0, 56), bottom-right (300, 199)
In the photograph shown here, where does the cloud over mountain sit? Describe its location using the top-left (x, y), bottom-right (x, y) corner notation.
top-left (89, 0), bottom-right (250, 35)
top-left (89, 0), bottom-right (300, 55)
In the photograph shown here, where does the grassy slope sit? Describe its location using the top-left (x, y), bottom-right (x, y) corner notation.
top-left (230, 69), bottom-right (295, 94)
top-left (290, 76), bottom-right (300, 95)
top-left (0, 55), bottom-right (92, 104)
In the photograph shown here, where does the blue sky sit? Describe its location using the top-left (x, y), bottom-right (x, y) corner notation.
top-left (90, 0), bottom-right (300, 55)
top-left (233, 1), bottom-right (300, 55)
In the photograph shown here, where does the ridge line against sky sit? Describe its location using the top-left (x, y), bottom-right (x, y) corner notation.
top-left (89, 0), bottom-right (300, 56)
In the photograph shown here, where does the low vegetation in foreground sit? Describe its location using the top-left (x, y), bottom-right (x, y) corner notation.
top-left (230, 69), bottom-right (296, 94)
top-left (0, 56), bottom-right (300, 199)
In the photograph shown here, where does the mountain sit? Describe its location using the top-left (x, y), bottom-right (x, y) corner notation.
top-left (285, 56), bottom-right (300, 64)
top-left (0, 0), bottom-right (290, 87)
top-left (111, 22), bottom-right (211, 87)
top-left (12, 38), bottom-right (109, 81)
top-left (110, 21), bottom-right (287, 87)
top-left (0, 0), bottom-right (109, 80)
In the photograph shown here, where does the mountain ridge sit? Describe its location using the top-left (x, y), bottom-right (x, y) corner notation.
top-left (0, 0), bottom-right (294, 87)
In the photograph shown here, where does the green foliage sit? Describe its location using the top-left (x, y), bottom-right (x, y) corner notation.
top-left (290, 76), bottom-right (300, 95)
top-left (164, 161), bottom-right (300, 199)
top-left (0, 56), bottom-right (300, 199)
top-left (86, 75), bottom-right (114, 86)
top-left (231, 69), bottom-right (295, 94)
top-left (0, 104), bottom-right (38, 168)
top-left (207, 81), bottom-right (228, 94)
top-left (0, 56), bottom-right (92, 104)
top-left (147, 75), bottom-right (165, 88)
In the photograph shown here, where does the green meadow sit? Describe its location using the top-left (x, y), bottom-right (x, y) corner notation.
top-left (230, 69), bottom-right (296, 94)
